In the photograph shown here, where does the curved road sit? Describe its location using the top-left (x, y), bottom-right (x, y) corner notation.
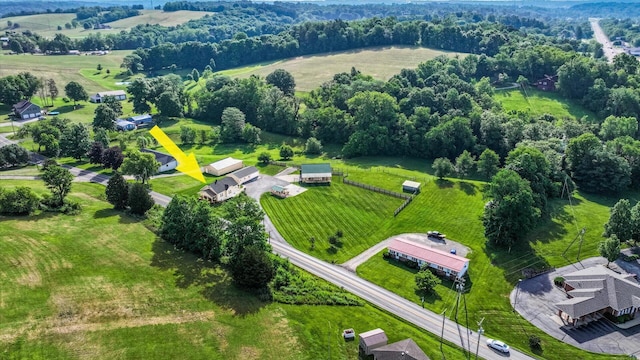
top-left (1, 133), bottom-right (535, 360)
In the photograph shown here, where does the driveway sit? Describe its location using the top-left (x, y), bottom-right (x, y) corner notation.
top-left (341, 233), bottom-right (471, 272)
top-left (512, 256), bottom-right (640, 355)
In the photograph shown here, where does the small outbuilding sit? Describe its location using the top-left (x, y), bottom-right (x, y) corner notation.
top-left (300, 163), bottom-right (332, 184)
top-left (128, 114), bottom-right (153, 127)
top-left (271, 185), bottom-right (289, 198)
top-left (141, 148), bottom-right (177, 173)
top-left (90, 90), bottom-right (127, 103)
top-left (116, 119), bottom-right (136, 131)
top-left (229, 166), bottom-right (259, 185)
top-left (359, 328), bottom-right (388, 356)
top-left (12, 100), bottom-right (41, 120)
top-left (371, 338), bottom-right (429, 360)
top-left (199, 177), bottom-right (243, 203)
top-left (402, 180), bottom-right (421, 193)
top-left (204, 157), bottom-right (243, 176)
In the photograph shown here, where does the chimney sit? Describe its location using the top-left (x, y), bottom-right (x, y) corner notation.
top-left (225, 184), bottom-right (229, 190)
top-left (215, 180), bottom-right (217, 184)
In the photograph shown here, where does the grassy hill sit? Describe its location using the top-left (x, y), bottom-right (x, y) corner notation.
top-left (214, 46), bottom-right (466, 92)
top-left (0, 180), bottom-right (465, 360)
top-left (1, 10), bottom-right (209, 39)
top-left (494, 88), bottom-right (600, 123)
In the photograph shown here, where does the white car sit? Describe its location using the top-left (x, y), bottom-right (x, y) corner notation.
top-left (487, 338), bottom-right (510, 353)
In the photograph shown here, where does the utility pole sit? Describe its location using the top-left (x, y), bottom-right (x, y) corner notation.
top-left (327, 320), bottom-right (331, 360)
top-left (513, 279), bottom-right (523, 311)
top-left (439, 308), bottom-right (447, 360)
top-left (475, 317), bottom-right (485, 360)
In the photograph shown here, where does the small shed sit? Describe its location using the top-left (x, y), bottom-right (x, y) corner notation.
top-left (271, 185), bottom-right (289, 198)
top-left (229, 166), bottom-right (259, 185)
top-left (402, 180), bottom-right (421, 193)
top-left (300, 163), bottom-right (332, 184)
top-left (359, 328), bottom-right (388, 356)
top-left (116, 119), bottom-right (136, 131)
top-left (204, 157), bottom-right (243, 176)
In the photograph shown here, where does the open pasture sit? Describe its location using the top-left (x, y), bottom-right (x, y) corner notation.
top-left (216, 46), bottom-right (466, 92)
top-left (494, 88), bottom-right (600, 123)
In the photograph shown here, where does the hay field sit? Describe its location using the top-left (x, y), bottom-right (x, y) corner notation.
top-left (1, 10), bottom-right (208, 39)
top-left (217, 46), bottom-right (465, 92)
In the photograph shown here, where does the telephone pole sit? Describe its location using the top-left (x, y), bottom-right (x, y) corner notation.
top-left (475, 317), bottom-right (485, 360)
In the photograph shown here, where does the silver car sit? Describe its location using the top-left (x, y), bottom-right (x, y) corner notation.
top-left (487, 338), bottom-right (510, 353)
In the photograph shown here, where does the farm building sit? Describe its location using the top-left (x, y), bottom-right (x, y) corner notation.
top-left (402, 180), bottom-right (421, 193)
top-left (555, 265), bottom-right (640, 327)
top-left (204, 157), bottom-right (243, 176)
top-left (627, 47), bottom-right (640, 56)
top-left (359, 328), bottom-right (388, 356)
top-left (229, 166), bottom-right (259, 184)
top-left (300, 163), bottom-right (332, 184)
top-left (12, 100), bottom-right (41, 120)
top-left (534, 75), bottom-right (557, 91)
top-left (271, 185), bottom-right (289, 198)
top-left (90, 90), bottom-right (127, 103)
top-left (371, 338), bottom-right (429, 360)
top-left (388, 238), bottom-right (469, 279)
top-left (116, 119), bottom-right (136, 131)
top-left (128, 114), bottom-right (153, 127)
top-left (198, 177), bottom-right (243, 203)
top-left (140, 149), bottom-right (177, 173)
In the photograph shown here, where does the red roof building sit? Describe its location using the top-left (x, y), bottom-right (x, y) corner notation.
top-left (388, 238), bottom-right (469, 279)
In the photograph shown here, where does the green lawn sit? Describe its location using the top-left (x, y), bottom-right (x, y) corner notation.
top-left (261, 178), bottom-right (404, 262)
top-left (494, 88), bottom-right (600, 123)
top-left (0, 180), bottom-right (466, 360)
top-left (0, 165), bottom-right (41, 176)
top-left (0, 51), bottom-right (133, 94)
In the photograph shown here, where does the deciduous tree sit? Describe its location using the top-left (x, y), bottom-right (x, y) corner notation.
top-left (105, 172), bottom-right (129, 210)
top-left (41, 165), bottom-right (74, 207)
top-left (0, 186), bottom-right (39, 215)
top-left (64, 81), bottom-right (88, 106)
top-left (455, 150), bottom-right (475, 179)
top-left (93, 104), bottom-right (117, 131)
top-left (220, 107), bottom-right (245, 143)
top-left (120, 150), bottom-right (159, 184)
top-left (0, 144), bottom-right (29, 167)
top-left (433, 157), bottom-right (454, 179)
top-left (87, 141), bottom-right (105, 164)
top-left (415, 266), bottom-right (441, 295)
top-left (279, 144), bottom-right (294, 160)
top-left (258, 152), bottom-right (271, 164)
top-left (477, 148), bottom-right (500, 179)
top-left (266, 68), bottom-right (296, 96)
top-left (604, 199), bottom-right (633, 242)
top-left (598, 235), bottom-right (621, 267)
top-left (60, 123), bottom-right (91, 160)
top-left (229, 246), bottom-right (275, 288)
top-left (102, 146), bottom-right (124, 171)
top-left (305, 137), bottom-right (323, 155)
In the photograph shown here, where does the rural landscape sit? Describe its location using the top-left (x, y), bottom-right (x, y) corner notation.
top-left (2, 1), bottom-right (640, 360)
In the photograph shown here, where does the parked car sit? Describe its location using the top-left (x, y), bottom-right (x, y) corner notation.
top-left (427, 231), bottom-right (446, 239)
top-left (486, 339), bottom-right (509, 353)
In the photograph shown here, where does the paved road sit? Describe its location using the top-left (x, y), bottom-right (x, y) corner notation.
top-left (590, 18), bottom-right (624, 63)
top-left (1, 135), bottom-right (535, 359)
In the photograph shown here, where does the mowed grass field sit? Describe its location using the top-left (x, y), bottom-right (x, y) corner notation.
top-left (1, 10), bottom-right (209, 39)
top-left (216, 46), bottom-right (466, 92)
top-left (0, 51), bottom-right (133, 94)
top-left (494, 88), bottom-right (600, 123)
top-left (0, 180), bottom-right (467, 360)
top-left (261, 178), bottom-right (403, 261)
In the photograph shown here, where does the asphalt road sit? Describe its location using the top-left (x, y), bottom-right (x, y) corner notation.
top-left (1, 134), bottom-right (536, 359)
top-left (590, 18), bottom-right (624, 63)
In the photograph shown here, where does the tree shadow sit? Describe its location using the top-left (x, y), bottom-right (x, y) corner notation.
top-left (150, 239), bottom-right (266, 316)
top-left (92, 208), bottom-right (136, 224)
top-left (435, 178), bottom-right (454, 189)
top-left (457, 181), bottom-right (477, 196)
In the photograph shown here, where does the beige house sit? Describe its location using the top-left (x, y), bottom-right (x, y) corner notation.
top-left (198, 177), bottom-right (243, 203)
top-left (300, 163), bottom-right (332, 184)
top-left (204, 157), bottom-right (243, 176)
top-left (359, 328), bottom-right (388, 356)
top-left (556, 266), bottom-right (640, 326)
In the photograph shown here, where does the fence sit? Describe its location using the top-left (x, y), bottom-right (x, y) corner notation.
top-left (269, 160), bottom-right (300, 169)
top-left (342, 178), bottom-right (410, 200)
top-left (393, 193), bottom-right (416, 217)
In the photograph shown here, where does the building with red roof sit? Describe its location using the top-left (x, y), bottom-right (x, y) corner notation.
top-left (387, 238), bottom-right (469, 279)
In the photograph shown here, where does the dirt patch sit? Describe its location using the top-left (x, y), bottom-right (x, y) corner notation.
top-left (14, 250), bottom-right (43, 287)
top-left (238, 346), bottom-right (262, 360)
top-left (261, 308), bottom-right (302, 358)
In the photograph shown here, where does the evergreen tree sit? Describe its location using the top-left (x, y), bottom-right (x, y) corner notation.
top-left (105, 172), bottom-right (129, 210)
top-left (128, 182), bottom-right (154, 215)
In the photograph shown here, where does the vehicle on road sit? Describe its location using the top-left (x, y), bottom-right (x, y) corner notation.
top-left (487, 338), bottom-right (510, 353)
top-left (427, 230), bottom-right (446, 239)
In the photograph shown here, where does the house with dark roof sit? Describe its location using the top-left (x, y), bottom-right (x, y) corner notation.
top-left (300, 163), bottom-right (332, 184)
top-left (229, 166), bottom-right (259, 185)
top-left (140, 149), bottom-right (177, 173)
top-left (198, 177), bottom-right (243, 203)
top-left (556, 266), bottom-right (640, 326)
top-left (127, 114), bottom-right (153, 127)
top-left (12, 100), bottom-right (41, 120)
top-left (388, 238), bottom-right (469, 279)
top-left (371, 338), bottom-right (430, 360)
top-left (534, 75), bottom-right (557, 91)
top-left (359, 328), bottom-right (388, 356)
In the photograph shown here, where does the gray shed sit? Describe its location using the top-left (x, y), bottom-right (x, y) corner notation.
top-left (359, 328), bottom-right (388, 355)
